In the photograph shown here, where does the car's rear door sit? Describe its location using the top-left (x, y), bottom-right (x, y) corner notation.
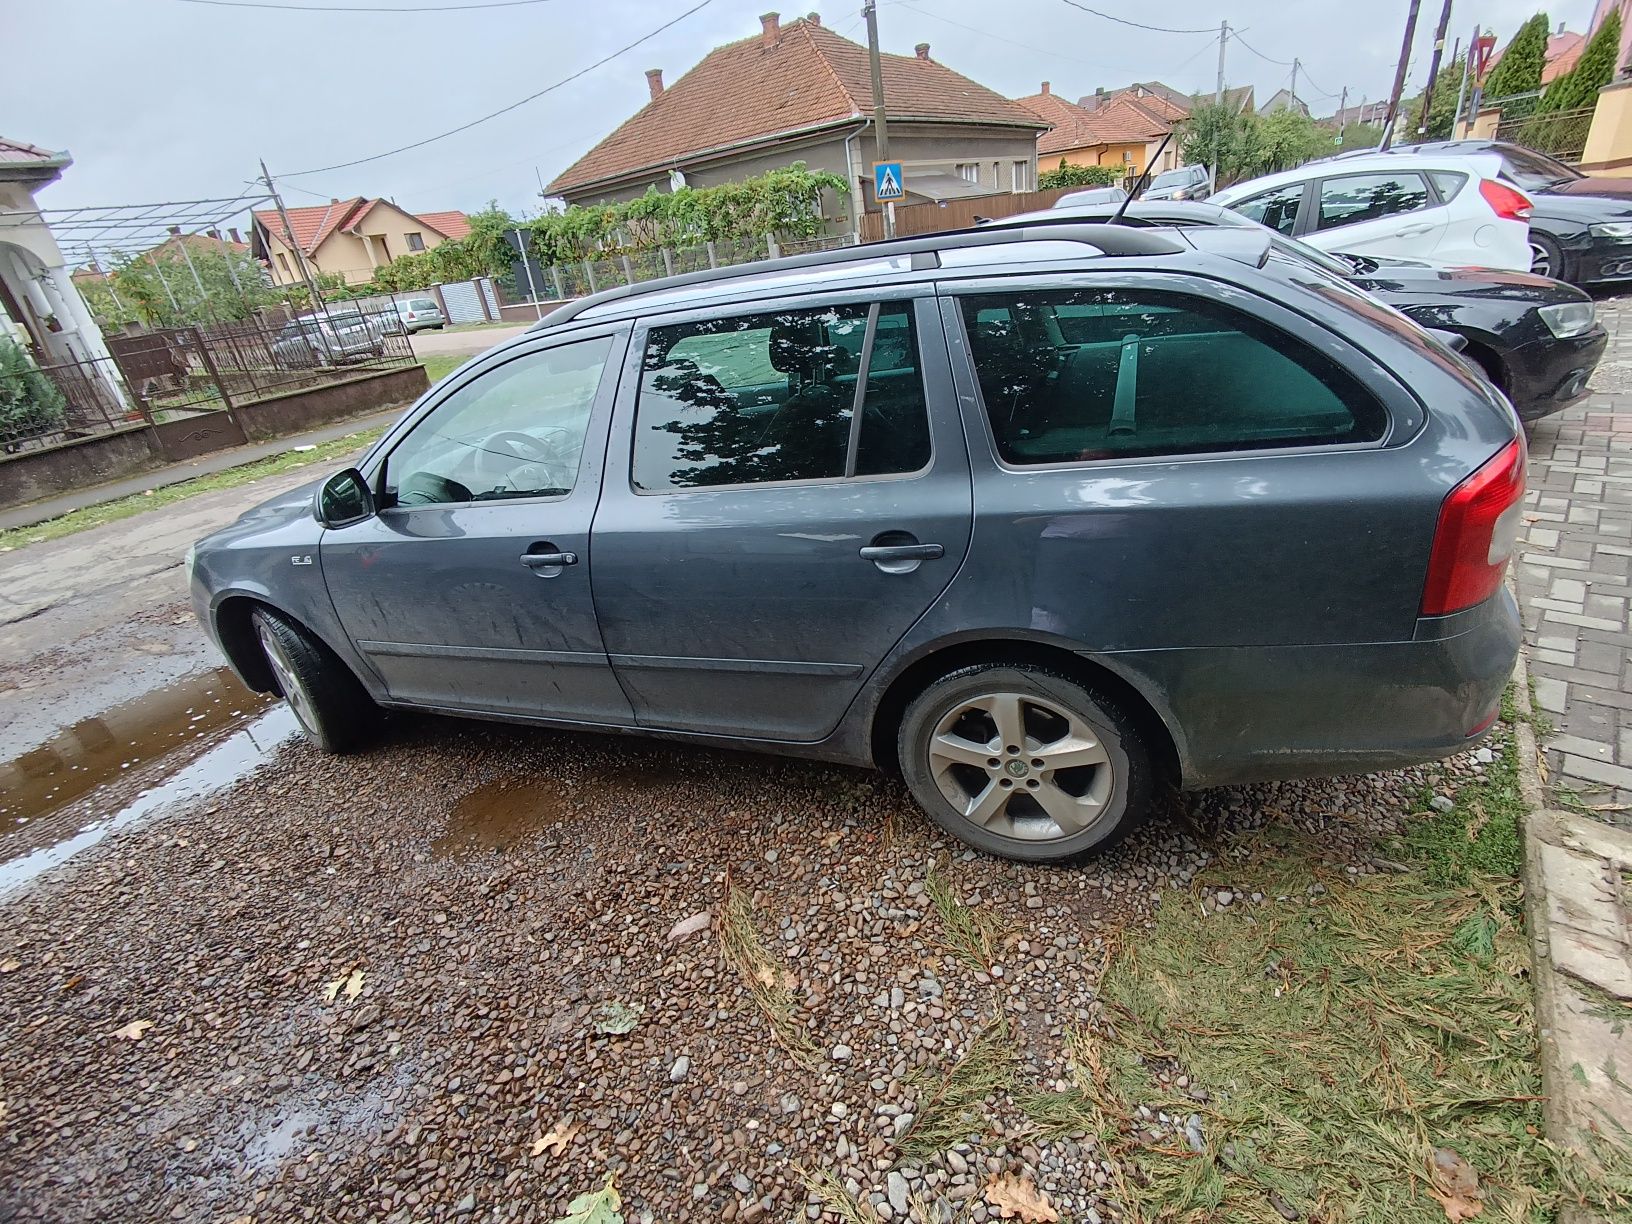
top-left (588, 290), bottom-right (973, 741)
top-left (319, 326), bottom-right (635, 724)
top-left (1300, 169), bottom-right (1447, 260)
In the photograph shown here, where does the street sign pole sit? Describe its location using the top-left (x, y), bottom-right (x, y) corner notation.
top-left (863, 0), bottom-right (894, 239)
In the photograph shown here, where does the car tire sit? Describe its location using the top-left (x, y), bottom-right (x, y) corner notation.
top-left (897, 664), bottom-right (1152, 862)
top-left (1529, 233), bottom-right (1566, 281)
top-left (252, 607), bottom-right (376, 754)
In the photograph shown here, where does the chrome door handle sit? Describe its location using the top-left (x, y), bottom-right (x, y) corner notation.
top-left (859, 543), bottom-right (943, 563)
top-left (520, 551), bottom-right (578, 568)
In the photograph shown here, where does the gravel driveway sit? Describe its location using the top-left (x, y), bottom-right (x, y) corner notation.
top-left (0, 684), bottom-right (1477, 1221)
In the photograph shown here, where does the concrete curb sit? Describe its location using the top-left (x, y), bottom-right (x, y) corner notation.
top-left (1515, 649), bottom-right (1632, 1214)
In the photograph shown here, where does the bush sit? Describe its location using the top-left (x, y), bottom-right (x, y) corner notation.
top-left (1038, 160), bottom-right (1122, 189)
top-left (0, 338), bottom-right (68, 440)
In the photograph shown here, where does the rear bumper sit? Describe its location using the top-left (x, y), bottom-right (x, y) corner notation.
top-left (1100, 588), bottom-right (1522, 789)
top-left (1504, 326), bottom-right (1608, 420)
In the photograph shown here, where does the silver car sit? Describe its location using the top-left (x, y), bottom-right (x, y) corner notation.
top-left (192, 224), bottom-right (1522, 862)
top-left (393, 297), bottom-right (446, 334)
top-left (271, 312), bottom-right (384, 369)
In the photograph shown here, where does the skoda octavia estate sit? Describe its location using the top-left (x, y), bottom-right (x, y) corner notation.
top-left (189, 224), bottom-right (1524, 862)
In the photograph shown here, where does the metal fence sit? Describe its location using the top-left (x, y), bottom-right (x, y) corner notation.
top-left (1494, 104), bottom-right (1595, 165)
top-left (518, 234), bottom-right (856, 302)
top-left (1, 303), bottom-right (415, 454)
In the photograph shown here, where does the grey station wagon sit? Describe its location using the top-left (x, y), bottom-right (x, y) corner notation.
top-left (189, 225), bottom-right (1524, 862)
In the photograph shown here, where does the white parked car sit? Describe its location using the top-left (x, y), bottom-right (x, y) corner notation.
top-left (1209, 153), bottom-right (1533, 271)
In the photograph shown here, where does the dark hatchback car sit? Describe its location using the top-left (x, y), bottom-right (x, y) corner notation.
top-left (190, 226), bottom-right (1523, 862)
top-left (1389, 141), bottom-right (1632, 283)
top-left (991, 201), bottom-right (1605, 420)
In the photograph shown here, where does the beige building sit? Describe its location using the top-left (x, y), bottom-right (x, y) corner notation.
top-left (250, 198), bottom-right (471, 287)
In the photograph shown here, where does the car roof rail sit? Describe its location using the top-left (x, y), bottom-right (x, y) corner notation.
top-left (530, 224), bottom-right (1188, 330)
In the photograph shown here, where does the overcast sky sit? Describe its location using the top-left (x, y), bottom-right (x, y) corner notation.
top-left (3, 0), bottom-right (1597, 247)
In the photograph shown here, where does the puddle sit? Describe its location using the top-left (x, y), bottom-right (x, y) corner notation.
top-left (0, 667), bottom-right (270, 831)
top-left (433, 759), bottom-right (686, 858)
top-left (0, 705), bottom-right (298, 898)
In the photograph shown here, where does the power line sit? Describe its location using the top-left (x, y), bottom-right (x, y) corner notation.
top-left (1227, 29), bottom-right (1293, 66)
top-left (177, 0), bottom-right (554, 10)
top-left (1057, 0), bottom-right (1215, 36)
top-left (283, 0), bottom-right (714, 176)
top-left (898, 0), bottom-right (1129, 70)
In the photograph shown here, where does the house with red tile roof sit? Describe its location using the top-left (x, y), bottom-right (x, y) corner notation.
top-left (249, 197), bottom-right (471, 286)
top-left (546, 12), bottom-right (1046, 234)
top-left (1019, 83), bottom-right (1193, 182)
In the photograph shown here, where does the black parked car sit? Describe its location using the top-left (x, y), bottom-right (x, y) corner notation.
top-left (1381, 141), bottom-right (1632, 284)
top-left (984, 201), bottom-right (1607, 420)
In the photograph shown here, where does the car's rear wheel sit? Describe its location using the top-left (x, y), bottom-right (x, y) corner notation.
top-left (252, 608), bottom-right (376, 754)
top-left (898, 665), bottom-right (1151, 862)
top-left (1530, 233), bottom-right (1565, 280)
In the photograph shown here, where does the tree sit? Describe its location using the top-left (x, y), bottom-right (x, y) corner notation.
top-left (1482, 14), bottom-right (1550, 118)
top-left (1179, 100), bottom-right (1259, 186)
top-left (79, 243), bottom-right (281, 328)
top-left (1540, 9), bottom-right (1621, 111)
top-left (1252, 109), bottom-right (1330, 174)
top-left (1038, 160), bottom-right (1122, 189)
top-left (1407, 55), bottom-right (1467, 139)
top-left (1334, 121), bottom-right (1386, 152)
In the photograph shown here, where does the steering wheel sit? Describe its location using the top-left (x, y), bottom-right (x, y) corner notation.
top-left (475, 429), bottom-right (577, 494)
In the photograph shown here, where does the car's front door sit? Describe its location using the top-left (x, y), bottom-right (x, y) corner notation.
top-left (319, 328), bottom-right (636, 724)
top-left (1301, 170), bottom-right (1446, 259)
top-left (588, 293), bottom-right (973, 741)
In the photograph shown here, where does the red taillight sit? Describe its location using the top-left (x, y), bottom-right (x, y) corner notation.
top-left (1478, 178), bottom-right (1533, 221)
top-left (1421, 439), bottom-right (1526, 616)
top-left (405, 312), bottom-right (416, 320)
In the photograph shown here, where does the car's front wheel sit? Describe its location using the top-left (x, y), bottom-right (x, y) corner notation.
top-left (1530, 233), bottom-right (1565, 281)
top-left (253, 608), bottom-right (376, 753)
top-left (898, 664), bottom-right (1151, 862)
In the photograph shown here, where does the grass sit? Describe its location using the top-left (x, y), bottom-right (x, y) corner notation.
top-left (718, 882), bottom-right (820, 1068)
top-left (0, 427), bottom-right (386, 551)
top-left (925, 858), bottom-right (1004, 972)
top-left (419, 354), bottom-right (472, 385)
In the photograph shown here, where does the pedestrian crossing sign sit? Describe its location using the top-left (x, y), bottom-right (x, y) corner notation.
top-left (873, 162), bottom-right (905, 202)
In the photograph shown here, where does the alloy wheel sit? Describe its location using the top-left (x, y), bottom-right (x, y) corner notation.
top-left (257, 620), bottom-right (317, 737)
top-left (925, 691), bottom-right (1118, 842)
top-left (1529, 241), bottom-right (1554, 278)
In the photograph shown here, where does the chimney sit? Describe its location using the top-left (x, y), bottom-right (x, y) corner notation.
top-left (1557, 20), bottom-right (1566, 34)
top-left (806, 10), bottom-right (819, 24)
top-left (914, 42), bottom-right (930, 60)
top-left (760, 11), bottom-right (780, 47)
top-left (646, 68), bottom-right (664, 99)
top-left (230, 227), bottom-right (242, 244)
top-left (1041, 81), bottom-right (1051, 95)
top-left (167, 225), bottom-right (181, 236)
top-left (1096, 86), bottom-right (1105, 95)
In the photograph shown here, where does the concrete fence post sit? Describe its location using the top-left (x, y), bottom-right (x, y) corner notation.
top-left (584, 261), bottom-right (598, 293)
top-left (706, 241), bottom-right (718, 269)
top-left (551, 265), bottom-right (565, 300)
top-left (662, 247), bottom-right (675, 277)
top-left (766, 233), bottom-right (780, 259)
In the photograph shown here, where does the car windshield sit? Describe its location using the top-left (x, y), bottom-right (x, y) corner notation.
top-left (1149, 167), bottom-right (1198, 188)
top-left (1494, 144), bottom-right (1583, 190)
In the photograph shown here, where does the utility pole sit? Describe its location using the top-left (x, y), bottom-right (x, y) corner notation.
top-left (1452, 24), bottom-right (1477, 135)
top-left (1290, 58), bottom-right (1300, 110)
top-left (1380, 0), bottom-right (1423, 150)
top-left (1415, 0), bottom-right (1455, 137)
top-left (1337, 85), bottom-right (1349, 142)
top-left (1211, 20), bottom-right (1228, 191)
top-left (863, 0), bottom-right (893, 239)
top-left (260, 158), bottom-right (326, 313)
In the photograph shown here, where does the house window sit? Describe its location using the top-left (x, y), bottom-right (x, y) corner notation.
top-left (956, 163), bottom-right (980, 184)
top-left (405, 232), bottom-right (426, 252)
top-left (1012, 161), bottom-right (1030, 192)
top-left (276, 253), bottom-right (291, 276)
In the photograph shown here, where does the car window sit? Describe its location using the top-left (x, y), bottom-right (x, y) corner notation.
top-left (410, 298), bottom-right (439, 312)
top-left (1427, 170), bottom-right (1467, 201)
top-left (634, 302), bottom-right (931, 490)
top-left (1315, 172), bottom-right (1430, 230)
top-left (958, 287), bottom-right (1386, 464)
top-left (1493, 143), bottom-right (1581, 189)
top-left (1231, 182), bottom-right (1305, 235)
top-left (383, 336), bottom-right (613, 506)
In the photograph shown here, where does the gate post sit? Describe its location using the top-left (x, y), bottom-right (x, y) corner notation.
top-left (189, 326), bottom-right (237, 422)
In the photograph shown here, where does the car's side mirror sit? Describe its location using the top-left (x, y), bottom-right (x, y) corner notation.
top-left (315, 468), bottom-right (375, 528)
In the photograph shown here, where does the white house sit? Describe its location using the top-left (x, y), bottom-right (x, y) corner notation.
top-left (0, 137), bottom-right (126, 422)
